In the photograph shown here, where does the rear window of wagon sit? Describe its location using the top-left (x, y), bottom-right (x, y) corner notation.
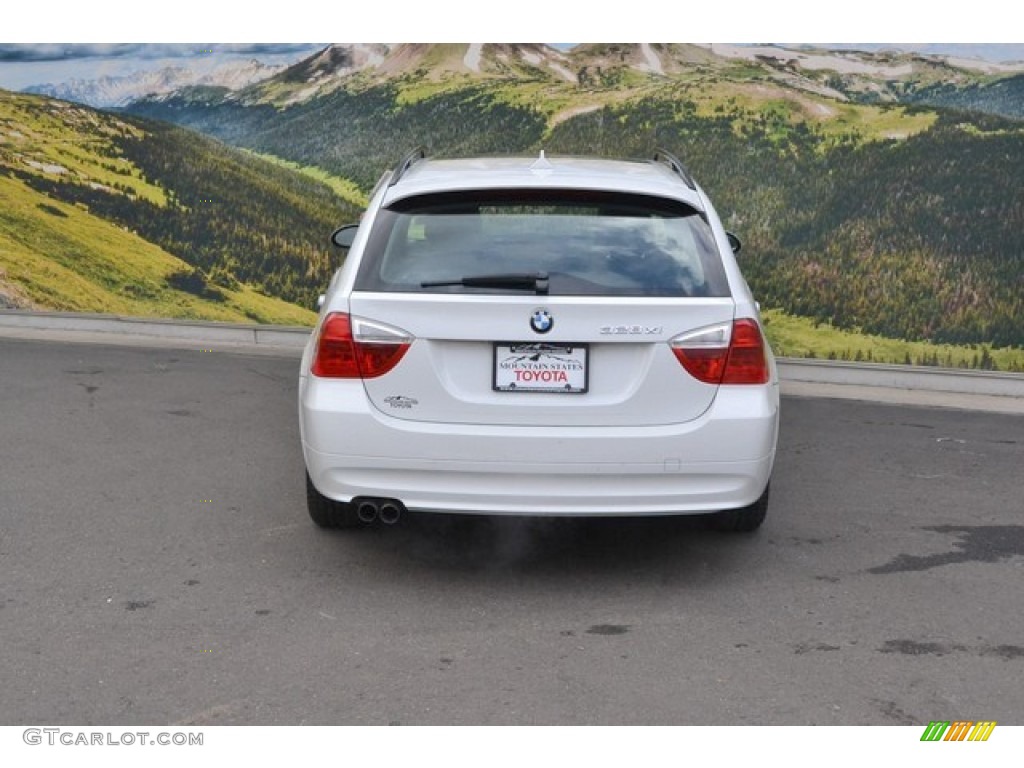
top-left (354, 189), bottom-right (731, 298)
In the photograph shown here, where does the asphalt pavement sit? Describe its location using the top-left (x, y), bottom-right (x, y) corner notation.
top-left (1, 337), bottom-right (1022, 725)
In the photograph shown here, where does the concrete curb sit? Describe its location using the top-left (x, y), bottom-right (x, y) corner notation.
top-left (2, 310), bottom-right (1023, 411)
top-left (777, 357), bottom-right (1024, 399)
top-left (0, 309), bottom-right (310, 348)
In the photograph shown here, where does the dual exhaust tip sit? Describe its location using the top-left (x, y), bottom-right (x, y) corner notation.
top-left (354, 497), bottom-right (405, 525)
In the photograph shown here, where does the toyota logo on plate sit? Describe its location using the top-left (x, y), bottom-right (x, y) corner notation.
top-left (530, 309), bottom-right (553, 334)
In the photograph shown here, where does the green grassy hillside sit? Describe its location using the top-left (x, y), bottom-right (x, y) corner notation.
top-left (0, 175), bottom-right (313, 324)
top-left (762, 310), bottom-right (1024, 372)
top-left (0, 90), bottom-right (361, 323)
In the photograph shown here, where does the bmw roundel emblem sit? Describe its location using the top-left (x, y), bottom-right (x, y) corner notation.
top-left (530, 309), bottom-right (554, 334)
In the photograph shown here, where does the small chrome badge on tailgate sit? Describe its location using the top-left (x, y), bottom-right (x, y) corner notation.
top-left (599, 325), bottom-right (663, 335)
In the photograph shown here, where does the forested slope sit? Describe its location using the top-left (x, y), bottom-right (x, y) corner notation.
top-left (1, 90), bottom-right (359, 318)
top-left (546, 100), bottom-right (1024, 347)
top-left (902, 74), bottom-right (1024, 121)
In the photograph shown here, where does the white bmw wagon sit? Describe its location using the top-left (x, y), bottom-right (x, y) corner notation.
top-left (299, 149), bottom-right (779, 532)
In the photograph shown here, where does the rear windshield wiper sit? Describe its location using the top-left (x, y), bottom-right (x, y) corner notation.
top-left (421, 272), bottom-right (549, 295)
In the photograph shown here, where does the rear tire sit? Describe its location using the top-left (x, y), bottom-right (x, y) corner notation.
top-left (306, 472), bottom-right (361, 529)
top-left (710, 483), bottom-right (769, 533)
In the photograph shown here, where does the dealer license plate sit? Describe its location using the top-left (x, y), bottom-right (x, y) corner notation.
top-left (493, 343), bottom-right (589, 393)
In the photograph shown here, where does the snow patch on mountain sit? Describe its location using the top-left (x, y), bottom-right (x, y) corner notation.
top-left (285, 85), bottom-right (321, 105)
top-left (24, 159), bottom-right (68, 174)
top-left (464, 43), bottom-right (483, 72)
top-left (551, 103), bottom-right (602, 126)
top-left (638, 43), bottom-right (664, 75)
top-left (548, 63), bottom-right (576, 83)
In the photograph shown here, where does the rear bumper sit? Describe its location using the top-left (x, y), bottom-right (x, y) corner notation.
top-left (300, 378), bottom-right (779, 516)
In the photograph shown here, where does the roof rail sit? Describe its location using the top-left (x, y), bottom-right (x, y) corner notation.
top-left (652, 148), bottom-right (696, 190)
top-left (388, 147), bottom-right (427, 187)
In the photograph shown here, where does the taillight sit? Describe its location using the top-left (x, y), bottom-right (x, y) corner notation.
top-left (670, 322), bottom-right (731, 384)
top-left (721, 318), bottom-right (770, 384)
top-left (311, 313), bottom-right (412, 378)
top-left (670, 318), bottom-right (768, 385)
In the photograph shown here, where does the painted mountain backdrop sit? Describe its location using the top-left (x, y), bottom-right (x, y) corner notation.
top-left (3, 43), bottom-right (1023, 367)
